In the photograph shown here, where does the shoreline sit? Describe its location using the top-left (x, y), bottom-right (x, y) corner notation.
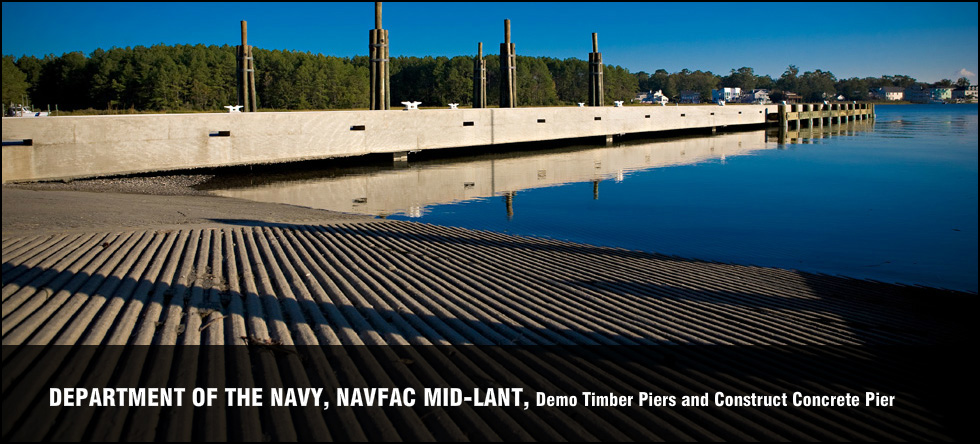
top-left (3, 185), bottom-right (973, 347)
top-left (3, 185), bottom-right (973, 440)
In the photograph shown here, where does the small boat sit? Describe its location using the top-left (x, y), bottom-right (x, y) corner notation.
top-left (7, 104), bottom-right (48, 117)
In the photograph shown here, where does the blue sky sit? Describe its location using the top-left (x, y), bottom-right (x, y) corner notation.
top-left (3, 2), bottom-right (977, 83)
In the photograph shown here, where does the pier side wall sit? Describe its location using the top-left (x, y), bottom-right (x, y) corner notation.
top-left (2, 105), bottom-right (768, 183)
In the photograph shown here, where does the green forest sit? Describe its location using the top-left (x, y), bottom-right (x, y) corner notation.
top-left (2, 44), bottom-right (958, 112)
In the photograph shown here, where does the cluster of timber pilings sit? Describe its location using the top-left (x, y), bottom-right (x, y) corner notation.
top-left (369, 2), bottom-right (391, 110)
top-left (236, 21), bottom-right (257, 112)
top-left (473, 42), bottom-right (487, 108)
top-left (588, 33), bottom-right (603, 107)
top-left (774, 103), bottom-right (875, 132)
top-left (499, 19), bottom-right (517, 108)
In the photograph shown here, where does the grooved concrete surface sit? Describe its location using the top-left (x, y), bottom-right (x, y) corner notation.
top-left (2, 221), bottom-right (968, 347)
top-left (1, 188), bottom-right (971, 440)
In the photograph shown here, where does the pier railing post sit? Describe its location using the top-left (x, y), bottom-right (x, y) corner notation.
top-left (369, 2), bottom-right (390, 110)
top-left (499, 19), bottom-right (517, 108)
top-left (588, 33), bottom-right (604, 107)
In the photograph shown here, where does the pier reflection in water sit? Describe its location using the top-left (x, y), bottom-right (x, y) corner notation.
top-left (773, 119), bottom-right (875, 145)
top-left (204, 121), bottom-right (872, 220)
top-left (201, 107), bottom-right (976, 293)
top-left (205, 130), bottom-right (779, 218)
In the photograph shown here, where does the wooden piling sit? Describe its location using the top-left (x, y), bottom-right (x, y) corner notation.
top-left (588, 33), bottom-right (603, 107)
top-left (369, 2), bottom-right (390, 110)
top-left (247, 47), bottom-right (256, 111)
top-left (778, 103), bottom-right (788, 134)
top-left (499, 19), bottom-right (517, 108)
top-left (473, 42), bottom-right (487, 108)
top-left (236, 21), bottom-right (257, 112)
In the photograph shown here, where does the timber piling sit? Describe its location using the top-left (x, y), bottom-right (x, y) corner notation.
top-left (236, 21), bottom-right (257, 112)
top-left (369, 2), bottom-right (390, 110)
top-left (473, 42), bottom-right (487, 108)
top-left (499, 19), bottom-right (517, 108)
top-left (588, 33), bottom-right (603, 107)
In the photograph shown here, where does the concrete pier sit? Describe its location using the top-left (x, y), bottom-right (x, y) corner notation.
top-left (2, 104), bottom-right (771, 183)
top-left (2, 102), bottom-right (877, 183)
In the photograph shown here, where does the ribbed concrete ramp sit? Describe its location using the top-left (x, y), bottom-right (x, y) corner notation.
top-left (2, 221), bottom-right (966, 347)
top-left (1, 220), bottom-right (971, 441)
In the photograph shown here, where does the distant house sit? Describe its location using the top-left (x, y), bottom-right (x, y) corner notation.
top-left (680, 90), bottom-right (701, 104)
top-left (711, 87), bottom-right (741, 103)
top-left (905, 86), bottom-right (953, 103)
top-left (634, 90), bottom-right (670, 105)
top-left (650, 90), bottom-right (669, 105)
top-left (904, 86), bottom-right (932, 103)
top-left (740, 89), bottom-right (770, 104)
top-left (930, 87), bottom-right (952, 102)
top-left (874, 86), bottom-right (905, 101)
top-left (782, 92), bottom-right (801, 103)
top-left (952, 85), bottom-right (977, 100)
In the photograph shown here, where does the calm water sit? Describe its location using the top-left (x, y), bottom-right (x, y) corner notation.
top-left (204, 104), bottom-right (978, 292)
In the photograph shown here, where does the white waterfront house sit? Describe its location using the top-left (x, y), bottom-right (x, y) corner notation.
top-left (634, 90), bottom-right (670, 105)
top-left (649, 90), bottom-right (669, 105)
top-left (739, 89), bottom-right (771, 104)
top-left (874, 86), bottom-right (905, 101)
top-left (711, 87), bottom-right (741, 103)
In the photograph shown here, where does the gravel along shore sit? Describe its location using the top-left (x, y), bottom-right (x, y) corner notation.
top-left (5, 173), bottom-right (216, 196)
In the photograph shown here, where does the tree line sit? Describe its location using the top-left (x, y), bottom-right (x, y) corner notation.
top-left (3, 44), bottom-right (967, 112)
top-left (2, 44), bottom-right (636, 112)
top-left (638, 65), bottom-right (969, 103)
